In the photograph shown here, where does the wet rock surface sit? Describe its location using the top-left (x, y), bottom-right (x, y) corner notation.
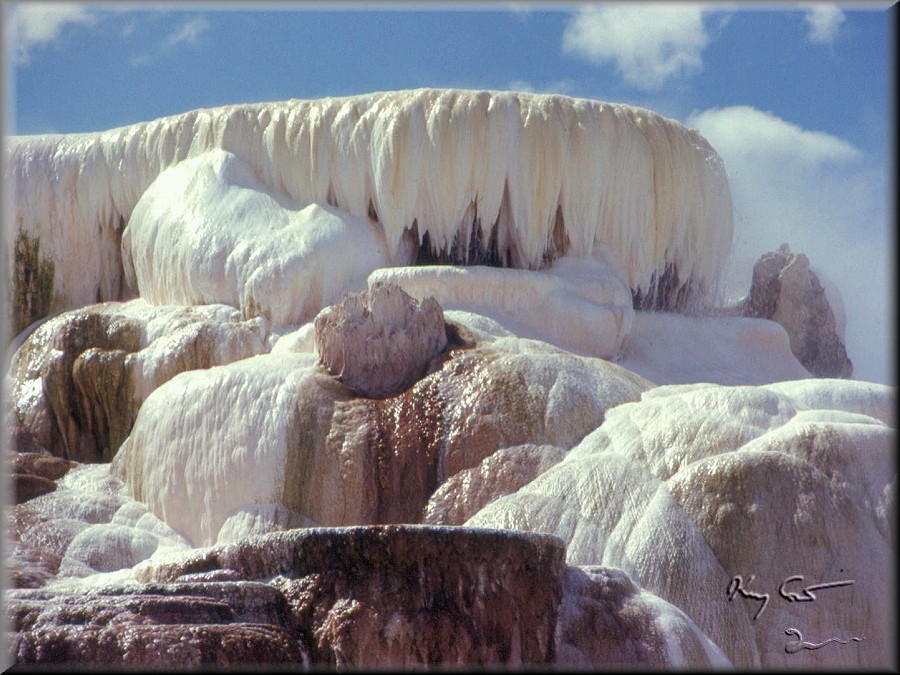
top-left (424, 443), bottom-right (566, 526)
top-left (7, 582), bottom-right (307, 668)
top-left (7, 450), bottom-right (77, 504)
top-left (113, 338), bottom-right (649, 545)
top-left (556, 566), bottom-right (729, 668)
top-left (9, 525), bottom-right (567, 669)
top-left (5, 300), bottom-right (268, 463)
top-left (5, 462), bottom-right (192, 592)
top-left (6, 451), bottom-right (81, 589)
top-left (5, 523), bottom-right (742, 669)
top-left (137, 526), bottom-right (566, 667)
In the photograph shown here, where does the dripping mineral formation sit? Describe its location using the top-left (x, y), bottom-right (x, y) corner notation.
top-left (6, 88), bottom-right (733, 332)
top-left (3, 89), bottom-right (894, 671)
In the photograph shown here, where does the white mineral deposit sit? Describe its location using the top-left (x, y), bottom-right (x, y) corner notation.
top-left (4, 88), bottom-right (894, 671)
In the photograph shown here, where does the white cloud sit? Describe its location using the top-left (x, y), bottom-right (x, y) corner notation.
top-left (163, 17), bottom-right (209, 48)
top-left (562, 4), bottom-right (710, 91)
top-left (804, 4), bottom-right (845, 44)
top-left (130, 16), bottom-right (210, 66)
top-left (8, 3), bottom-right (97, 65)
top-left (687, 105), bottom-right (891, 384)
top-left (7, 7), bottom-right (200, 67)
top-left (689, 105), bottom-right (862, 167)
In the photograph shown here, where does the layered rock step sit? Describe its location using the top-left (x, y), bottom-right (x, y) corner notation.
top-left (9, 525), bottom-right (564, 669)
top-left (8, 580), bottom-right (305, 667)
top-left (8, 524), bottom-right (731, 669)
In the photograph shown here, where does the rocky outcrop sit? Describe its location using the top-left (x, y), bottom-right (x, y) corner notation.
top-left (424, 444), bottom-right (566, 525)
top-left (6, 463), bottom-right (192, 590)
top-left (112, 338), bottom-right (651, 546)
top-left (745, 244), bottom-right (852, 378)
top-left (368, 252), bottom-right (635, 361)
top-left (138, 525), bottom-right (566, 668)
top-left (7, 582), bottom-right (307, 668)
top-left (7, 450), bottom-right (77, 504)
top-left (7, 524), bottom-right (739, 669)
top-left (467, 379), bottom-right (895, 669)
top-left (315, 282), bottom-right (448, 398)
top-left (5, 300), bottom-right (269, 462)
top-left (6, 309), bottom-right (142, 462)
top-left (556, 566), bottom-right (730, 668)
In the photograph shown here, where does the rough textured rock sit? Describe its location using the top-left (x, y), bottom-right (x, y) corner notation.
top-left (9, 230), bottom-right (57, 337)
top-left (556, 566), bottom-right (731, 668)
top-left (135, 525), bottom-right (566, 668)
top-left (5, 452), bottom-right (80, 589)
top-left (7, 450), bottom-right (77, 504)
top-left (6, 308), bottom-right (141, 463)
top-left (746, 243), bottom-right (852, 378)
top-left (6, 464), bottom-right (192, 590)
top-left (5, 299), bottom-right (269, 462)
top-left (5, 541), bottom-right (65, 590)
top-left (7, 582), bottom-right (307, 668)
top-left (424, 444), bottom-right (566, 526)
top-left (6, 522), bottom-right (737, 670)
top-left (113, 337), bottom-right (651, 546)
top-left (467, 379), bottom-right (895, 669)
top-left (315, 281), bottom-right (448, 398)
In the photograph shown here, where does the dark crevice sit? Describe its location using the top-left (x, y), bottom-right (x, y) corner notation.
top-left (542, 204), bottom-right (570, 267)
top-left (631, 263), bottom-right (693, 312)
top-left (411, 216), bottom-right (510, 269)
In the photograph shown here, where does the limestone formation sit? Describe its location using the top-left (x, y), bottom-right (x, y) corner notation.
top-left (6, 463), bottom-right (192, 590)
top-left (746, 243), bottom-right (853, 378)
top-left (6, 309), bottom-right (141, 462)
top-left (136, 525), bottom-right (565, 668)
top-left (424, 444), bottom-right (566, 526)
top-left (7, 91), bottom-right (733, 333)
top-left (5, 300), bottom-right (269, 462)
top-left (7, 450), bottom-right (77, 504)
top-left (7, 523), bottom-right (740, 669)
top-left (315, 281), bottom-right (448, 398)
top-left (9, 231), bottom-right (57, 337)
top-left (368, 252), bottom-right (635, 361)
top-left (467, 379), bottom-right (895, 668)
top-left (5, 87), bottom-right (892, 673)
top-left (122, 150), bottom-right (392, 328)
top-left (556, 566), bottom-right (730, 668)
top-left (7, 582), bottom-right (307, 668)
top-left (112, 338), bottom-right (651, 546)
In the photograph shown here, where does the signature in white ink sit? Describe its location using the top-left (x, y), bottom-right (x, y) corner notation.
top-left (784, 628), bottom-right (865, 654)
top-left (726, 574), bottom-right (770, 620)
top-left (727, 574), bottom-right (855, 620)
top-left (778, 575), bottom-right (856, 602)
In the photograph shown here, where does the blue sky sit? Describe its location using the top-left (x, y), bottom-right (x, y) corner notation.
top-left (3, 2), bottom-right (895, 384)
